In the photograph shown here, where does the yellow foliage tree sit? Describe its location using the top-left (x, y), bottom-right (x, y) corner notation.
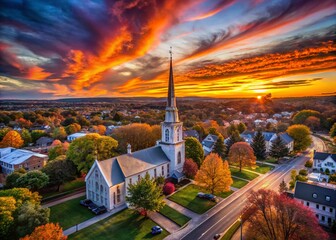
top-left (97, 125), bottom-right (106, 135)
top-left (1, 130), bottom-right (24, 148)
top-left (228, 142), bottom-right (256, 172)
top-left (195, 153), bottom-right (233, 194)
top-left (20, 223), bottom-right (67, 240)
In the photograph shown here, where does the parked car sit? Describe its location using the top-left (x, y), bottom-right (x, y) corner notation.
top-left (92, 206), bottom-right (107, 215)
top-left (80, 199), bottom-right (93, 207)
top-left (88, 202), bottom-right (98, 210)
top-left (197, 192), bottom-right (218, 202)
top-left (213, 233), bottom-right (221, 239)
top-left (151, 226), bottom-right (163, 235)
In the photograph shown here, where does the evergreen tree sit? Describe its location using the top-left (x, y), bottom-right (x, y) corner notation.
top-left (251, 130), bottom-right (266, 160)
top-left (269, 135), bottom-right (289, 160)
top-left (225, 130), bottom-right (244, 154)
top-left (212, 134), bottom-right (226, 159)
top-left (279, 179), bottom-right (288, 193)
top-left (237, 122), bottom-right (247, 133)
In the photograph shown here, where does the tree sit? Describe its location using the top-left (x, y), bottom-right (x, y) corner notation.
top-left (48, 144), bottom-right (66, 161)
top-left (126, 173), bottom-right (165, 216)
top-left (0, 128), bottom-right (11, 141)
top-left (251, 130), bottom-right (266, 160)
top-left (17, 118), bottom-right (33, 129)
top-left (20, 223), bottom-right (66, 240)
top-left (184, 137), bottom-right (204, 167)
top-left (67, 134), bottom-right (118, 173)
top-left (16, 202), bottom-right (50, 238)
top-left (330, 122), bottom-right (336, 138)
top-left (237, 122), bottom-right (247, 133)
top-left (112, 112), bottom-right (122, 122)
top-left (192, 124), bottom-right (206, 140)
top-left (293, 109), bottom-right (321, 124)
top-left (1, 130), bottom-right (24, 148)
top-left (52, 127), bottom-right (67, 140)
top-left (97, 125), bottom-right (106, 135)
top-left (304, 116), bottom-right (320, 130)
top-left (243, 189), bottom-right (327, 240)
top-left (276, 123), bottom-right (289, 133)
top-left (0, 188), bottom-right (41, 206)
top-left (163, 182), bottom-right (175, 195)
top-left (16, 171), bottom-right (49, 191)
top-left (269, 136), bottom-right (289, 160)
top-left (195, 153), bottom-right (233, 194)
top-left (289, 169), bottom-right (297, 189)
top-left (0, 196), bottom-right (16, 240)
top-left (31, 130), bottom-right (47, 143)
top-left (225, 130), bottom-right (244, 154)
top-left (212, 134), bottom-right (226, 159)
top-left (183, 158), bottom-right (198, 179)
top-left (278, 179), bottom-right (288, 193)
top-left (287, 124), bottom-right (312, 151)
top-left (21, 129), bottom-right (32, 146)
top-left (5, 169), bottom-right (26, 189)
top-left (65, 123), bottom-right (81, 135)
top-left (228, 142), bottom-right (256, 172)
top-left (42, 157), bottom-right (77, 191)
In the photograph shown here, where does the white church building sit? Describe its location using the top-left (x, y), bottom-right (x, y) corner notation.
top-left (85, 50), bottom-right (185, 210)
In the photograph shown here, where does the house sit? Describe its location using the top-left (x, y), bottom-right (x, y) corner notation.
top-left (308, 172), bottom-right (329, 183)
top-left (0, 147), bottom-right (48, 174)
top-left (201, 134), bottom-right (218, 156)
top-left (313, 152), bottom-right (336, 173)
top-left (294, 181), bottom-right (336, 227)
top-left (183, 130), bottom-right (200, 140)
top-left (85, 52), bottom-right (185, 211)
top-left (270, 132), bottom-right (294, 152)
top-left (67, 132), bottom-right (87, 142)
top-left (36, 137), bottom-right (54, 147)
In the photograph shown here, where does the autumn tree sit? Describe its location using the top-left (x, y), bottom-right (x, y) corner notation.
top-left (237, 122), bottom-right (247, 133)
top-left (65, 123), bottom-right (81, 135)
top-left (52, 127), bottom-right (67, 140)
top-left (330, 122), bottom-right (336, 138)
top-left (185, 137), bottom-right (204, 167)
top-left (225, 130), bottom-right (244, 154)
top-left (0, 196), bottom-right (16, 240)
top-left (31, 130), bottom-right (47, 143)
top-left (212, 134), bottom-right (226, 159)
top-left (287, 124), bottom-right (312, 151)
top-left (269, 136), bottom-right (289, 160)
top-left (304, 116), bottom-right (320, 130)
top-left (228, 142), bottom-right (256, 172)
top-left (293, 109), bottom-right (321, 124)
top-left (48, 144), bottom-right (66, 160)
top-left (67, 133), bottom-right (118, 173)
top-left (251, 130), bottom-right (266, 160)
top-left (192, 124), bottom-right (206, 140)
top-left (195, 153), bottom-right (233, 194)
top-left (17, 118), bottom-right (33, 129)
top-left (96, 125), bottom-right (106, 135)
top-left (183, 158), bottom-right (198, 179)
top-left (243, 189), bottom-right (327, 240)
top-left (126, 173), bottom-right (165, 216)
top-left (0, 127), bottom-right (11, 141)
top-left (20, 223), bottom-right (67, 240)
top-left (1, 130), bottom-right (24, 148)
top-left (21, 129), bottom-right (32, 146)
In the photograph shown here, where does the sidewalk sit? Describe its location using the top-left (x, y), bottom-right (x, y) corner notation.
top-left (164, 199), bottom-right (199, 219)
top-left (148, 211), bottom-right (180, 233)
top-left (63, 204), bottom-right (127, 236)
top-left (256, 160), bottom-right (277, 167)
top-left (43, 191), bottom-right (86, 208)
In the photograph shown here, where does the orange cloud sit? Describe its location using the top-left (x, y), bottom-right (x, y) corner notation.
top-left (26, 66), bottom-right (52, 80)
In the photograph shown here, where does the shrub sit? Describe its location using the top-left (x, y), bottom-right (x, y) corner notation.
top-left (299, 169), bottom-right (308, 176)
top-left (304, 160), bottom-right (313, 168)
top-left (329, 174), bottom-right (336, 183)
top-left (325, 168), bottom-right (330, 175)
top-left (163, 182), bottom-right (175, 195)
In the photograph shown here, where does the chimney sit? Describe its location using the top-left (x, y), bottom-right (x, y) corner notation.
top-left (127, 144), bottom-right (132, 154)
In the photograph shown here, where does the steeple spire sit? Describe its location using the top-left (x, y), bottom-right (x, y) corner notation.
top-left (167, 46), bottom-right (176, 108)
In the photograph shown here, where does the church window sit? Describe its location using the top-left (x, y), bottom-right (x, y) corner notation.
top-left (167, 164), bottom-right (170, 175)
top-left (117, 186), bottom-right (121, 203)
top-left (129, 178), bottom-right (132, 185)
top-left (96, 182), bottom-right (99, 192)
top-left (177, 151), bottom-right (181, 164)
top-left (100, 185), bottom-right (103, 193)
top-left (113, 192), bottom-right (116, 205)
top-left (165, 129), bottom-right (169, 142)
top-left (177, 127), bottom-right (180, 141)
top-left (154, 169), bottom-right (157, 178)
top-left (95, 169), bottom-right (98, 178)
top-left (162, 166), bottom-right (164, 175)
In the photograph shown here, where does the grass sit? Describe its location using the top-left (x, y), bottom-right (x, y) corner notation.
top-left (159, 205), bottom-right (191, 227)
top-left (217, 190), bottom-right (234, 198)
top-left (221, 220), bottom-right (241, 240)
top-left (42, 178), bottom-right (85, 199)
top-left (245, 163), bottom-right (274, 174)
top-left (168, 184), bottom-right (216, 214)
top-left (229, 167), bottom-right (259, 181)
top-left (231, 178), bottom-right (249, 189)
top-left (49, 196), bottom-right (95, 229)
top-left (265, 158), bottom-right (278, 164)
top-left (69, 209), bottom-right (169, 240)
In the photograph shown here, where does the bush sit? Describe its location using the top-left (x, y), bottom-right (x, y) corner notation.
top-left (304, 160), bottom-right (313, 168)
top-left (163, 182), bottom-right (175, 195)
top-left (325, 168), bottom-right (330, 175)
top-left (299, 169), bottom-right (308, 176)
top-left (329, 174), bottom-right (336, 183)
top-left (296, 175), bottom-right (308, 182)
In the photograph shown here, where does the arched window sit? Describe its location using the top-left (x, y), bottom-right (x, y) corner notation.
top-left (96, 182), bottom-right (99, 191)
top-left (117, 186), bottom-right (121, 203)
top-left (177, 127), bottom-right (180, 141)
top-left (165, 129), bottom-right (169, 142)
top-left (100, 185), bottom-right (103, 193)
top-left (177, 151), bottom-right (181, 164)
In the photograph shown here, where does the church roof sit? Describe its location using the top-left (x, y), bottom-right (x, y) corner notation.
top-left (97, 158), bottom-right (124, 187)
top-left (117, 146), bottom-right (170, 177)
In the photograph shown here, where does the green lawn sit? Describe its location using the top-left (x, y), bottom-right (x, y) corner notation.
top-left (221, 220), bottom-right (241, 240)
top-left (229, 167), bottom-right (259, 181)
top-left (42, 178), bottom-right (85, 199)
top-left (231, 178), bottom-right (249, 189)
top-left (69, 209), bottom-right (169, 240)
top-left (245, 164), bottom-right (274, 174)
top-left (217, 190), bottom-right (234, 198)
top-left (168, 184), bottom-right (231, 214)
top-left (159, 205), bottom-right (191, 227)
top-left (265, 158), bottom-right (278, 164)
top-left (49, 196), bottom-right (95, 229)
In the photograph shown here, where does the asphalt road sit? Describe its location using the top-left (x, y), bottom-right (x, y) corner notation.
top-left (181, 138), bottom-right (320, 240)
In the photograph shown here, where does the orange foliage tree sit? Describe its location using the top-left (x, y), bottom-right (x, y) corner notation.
top-left (97, 125), bottom-right (106, 135)
top-left (195, 153), bottom-right (232, 194)
top-left (228, 142), bottom-right (256, 172)
top-left (1, 130), bottom-right (24, 148)
top-left (20, 223), bottom-right (67, 240)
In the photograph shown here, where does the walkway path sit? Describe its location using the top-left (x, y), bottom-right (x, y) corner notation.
top-left (43, 191), bottom-right (85, 208)
top-left (256, 160), bottom-right (278, 167)
top-left (63, 204), bottom-right (127, 236)
top-left (231, 176), bottom-right (250, 182)
top-left (148, 211), bottom-right (180, 233)
top-left (164, 199), bottom-right (199, 219)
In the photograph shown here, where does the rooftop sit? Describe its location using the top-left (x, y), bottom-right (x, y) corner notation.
top-left (0, 148), bottom-right (47, 165)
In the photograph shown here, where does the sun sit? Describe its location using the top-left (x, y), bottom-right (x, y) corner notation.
top-left (257, 95), bottom-right (262, 100)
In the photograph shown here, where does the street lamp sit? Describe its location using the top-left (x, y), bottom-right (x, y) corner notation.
top-left (238, 215), bottom-right (243, 240)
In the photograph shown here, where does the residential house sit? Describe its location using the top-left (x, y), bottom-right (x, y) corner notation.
top-left (0, 147), bottom-right (48, 174)
top-left (201, 134), bottom-right (218, 156)
top-left (294, 181), bottom-right (336, 227)
top-left (313, 152), bottom-right (336, 173)
top-left (183, 130), bottom-right (200, 140)
top-left (67, 132), bottom-right (87, 142)
top-left (36, 137), bottom-right (54, 147)
top-left (270, 132), bottom-right (294, 152)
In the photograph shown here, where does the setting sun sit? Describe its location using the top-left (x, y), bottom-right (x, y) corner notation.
top-left (257, 96), bottom-right (262, 100)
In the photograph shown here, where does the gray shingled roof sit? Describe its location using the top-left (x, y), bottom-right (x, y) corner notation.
top-left (202, 140), bottom-right (214, 148)
top-left (97, 159), bottom-right (124, 187)
top-left (116, 146), bottom-right (170, 177)
top-left (294, 181), bottom-right (336, 208)
top-left (262, 132), bottom-right (276, 141)
top-left (183, 130), bottom-right (199, 138)
top-left (271, 133), bottom-right (293, 144)
top-left (314, 152), bottom-right (336, 162)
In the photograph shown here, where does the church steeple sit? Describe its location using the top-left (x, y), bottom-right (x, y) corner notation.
top-left (165, 47), bottom-right (179, 123)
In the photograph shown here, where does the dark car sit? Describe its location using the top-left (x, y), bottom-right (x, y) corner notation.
top-left (80, 199), bottom-right (93, 207)
top-left (92, 206), bottom-right (107, 215)
top-left (151, 226), bottom-right (163, 235)
top-left (197, 192), bottom-right (218, 202)
top-left (88, 202), bottom-right (98, 210)
top-left (213, 234), bottom-right (221, 239)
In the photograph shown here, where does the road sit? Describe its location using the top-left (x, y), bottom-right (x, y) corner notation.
top-left (180, 136), bottom-right (320, 240)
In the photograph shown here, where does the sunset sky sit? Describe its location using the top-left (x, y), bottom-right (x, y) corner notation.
top-left (0, 0), bottom-right (335, 99)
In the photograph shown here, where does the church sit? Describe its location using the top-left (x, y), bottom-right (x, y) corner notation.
top-left (85, 50), bottom-right (185, 210)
